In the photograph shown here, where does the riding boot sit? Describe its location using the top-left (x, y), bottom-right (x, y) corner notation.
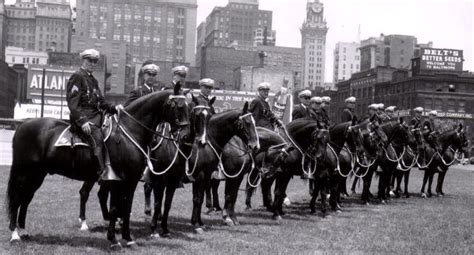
top-left (97, 146), bottom-right (122, 182)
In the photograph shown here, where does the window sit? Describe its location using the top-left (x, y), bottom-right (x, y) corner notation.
top-left (458, 100), bottom-right (466, 113)
top-left (447, 99), bottom-right (455, 112)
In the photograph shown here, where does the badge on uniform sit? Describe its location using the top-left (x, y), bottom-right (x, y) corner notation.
top-left (71, 85), bottom-right (79, 94)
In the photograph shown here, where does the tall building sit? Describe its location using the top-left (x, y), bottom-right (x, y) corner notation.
top-left (35, 0), bottom-right (72, 52)
top-left (196, 0), bottom-right (273, 66)
top-left (75, 0), bottom-right (197, 65)
top-left (257, 45), bottom-right (303, 88)
top-left (5, 0), bottom-right (36, 50)
top-left (333, 42), bottom-right (360, 83)
top-left (359, 34), bottom-right (433, 71)
top-left (4, 0), bottom-right (72, 52)
top-left (301, 0), bottom-right (328, 89)
top-left (0, 0), bottom-right (7, 60)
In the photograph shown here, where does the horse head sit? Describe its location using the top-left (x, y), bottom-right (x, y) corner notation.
top-left (190, 94), bottom-right (213, 145)
top-left (235, 102), bottom-right (260, 152)
top-left (311, 127), bottom-right (330, 160)
top-left (160, 83), bottom-right (189, 132)
top-left (368, 120), bottom-right (388, 149)
top-left (346, 124), bottom-right (366, 161)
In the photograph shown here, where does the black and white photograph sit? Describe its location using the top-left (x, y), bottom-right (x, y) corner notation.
top-left (0, 0), bottom-right (472, 253)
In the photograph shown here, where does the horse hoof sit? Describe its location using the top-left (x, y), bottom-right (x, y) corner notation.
top-left (421, 193), bottom-right (427, 198)
top-left (126, 241), bottom-right (138, 248)
top-left (150, 233), bottom-right (160, 239)
top-left (389, 191), bottom-right (395, 196)
top-left (427, 193), bottom-right (433, 198)
top-left (244, 206), bottom-right (252, 211)
top-left (404, 193), bottom-right (410, 198)
top-left (283, 197), bottom-right (291, 206)
top-left (205, 208), bottom-right (215, 215)
top-left (80, 222), bottom-right (89, 231)
top-left (194, 227), bottom-right (205, 234)
top-left (224, 217), bottom-right (234, 226)
top-left (110, 242), bottom-right (122, 250)
top-left (161, 232), bottom-right (171, 238)
top-left (232, 219), bottom-right (240, 226)
top-left (272, 215), bottom-right (282, 221)
top-left (10, 230), bottom-right (21, 243)
top-left (364, 202), bottom-right (370, 206)
top-left (336, 209), bottom-right (342, 213)
top-left (380, 200), bottom-right (386, 204)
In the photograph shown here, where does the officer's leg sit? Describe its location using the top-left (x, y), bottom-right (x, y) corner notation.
top-left (90, 127), bottom-right (109, 178)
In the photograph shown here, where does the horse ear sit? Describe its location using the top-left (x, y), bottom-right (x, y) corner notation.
top-left (209, 96), bottom-right (216, 106)
top-left (174, 82), bottom-right (181, 95)
top-left (191, 94), bottom-right (199, 105)
top-left (242, 101), bottom-right (249, 113)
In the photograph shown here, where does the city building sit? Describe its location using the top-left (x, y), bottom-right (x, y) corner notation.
top-left (200, 46), bottom-right (260, 89)
top-left (75, 0), bottom-right (197, 65)
top-left (5, 46), bottom-right (48, 66)
top-left (0, 0), bottom-right (7, 60)
top-left (257, 45), bottom-right (303, 89)
top-left (359, 34), bottom-right (433, 71)
top-left (233, 65), bottom-right (296, 92)
top-left (301, 0), bottom-right (328, 89)
top-left (196, 0), bottom-right (273, 66)
top-left (5, 0), bottom-right (36, 50)
top-left (333, 42), bottom-right (360, 83)
top-left (254, 26), bottom-right (275, 46)
top-left (35, 0), bottom-right (72, 52)
top-left (4, 0), bottom-right (72, 53)
top-left (0, 60), bottom-right (19, 118)
top-left (70, 36), bottom-right (130, 95)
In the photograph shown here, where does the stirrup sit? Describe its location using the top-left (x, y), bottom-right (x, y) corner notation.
top-left (101, 164), bottom-right (122, 181)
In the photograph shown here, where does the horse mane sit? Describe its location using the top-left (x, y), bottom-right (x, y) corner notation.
top-left (256, 127), bottom-right (286, 150)
top-left (124, 90), bottom-right (172, 113)
top-left (329, 121), bottom-right (351, 149)
top-left (286, 119), bottom-right (320, 149)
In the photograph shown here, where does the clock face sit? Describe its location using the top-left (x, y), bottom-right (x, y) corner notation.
top-left (312, 4), bottom-right (322, 13)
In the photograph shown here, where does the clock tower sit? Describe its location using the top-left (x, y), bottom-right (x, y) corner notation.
top-left (301, 0), bottom-right (328, 89)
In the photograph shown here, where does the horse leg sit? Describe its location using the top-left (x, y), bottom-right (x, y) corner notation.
top-left (377, 167), bottom-right (387, 203)
top-left (97, 183), bottom-right (110, 221)
top-left (427, 171), bottom-right (434, 197)
top-left (394, 171), bottom-right (403, 197)
top-left (204, 184), bottom-right (213, 213)
top-left (420, 170), bottom-right (429, 197)
top-left (319, 179), bottom-right (328, 217)
top-left (160, 185), bottom-right (176, 237)
top-left (351, 175), bottom-right (358, 194)
top-left (244, 181), bottom-right (255, 210)
top-left (310, 180), bottom-right (320, 214)
top-left (261, 177), bottom-right (274, 211)
top-left (78, 181), bottom-right (95, 231)
top-left (360, 168), bottom-right (372, 204)
top-left (228, 175), bottom-right (244, 226)
top-left (272, 173), bottom-right (291, 220)
top-left (150, 180), bottom-right (166, 236)
top-left (15, 171), bottom-right (47, 240)
top-left (144, 181), bottom-right (153, 216)
top-left (107, 183), bottom-right (121, 247)
top-left (211, 179), bottom-right (222, 211)
top-left (191, 176), bottom-right (205, 233)
top-left (120, 182), bottom-right (138, 246)
top-left (436, 170), bottom-right (447, 196)
top-left (403, 171), bottom-right (410, 198)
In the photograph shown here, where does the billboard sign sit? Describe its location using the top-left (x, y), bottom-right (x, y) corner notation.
top-left (420, 48), bottom-right (463, 72)
top-left (26, 65), bottom-right (76, 101)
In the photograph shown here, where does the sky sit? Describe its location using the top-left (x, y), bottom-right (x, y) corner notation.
top-left (6, 0), bottom-right (473, 82)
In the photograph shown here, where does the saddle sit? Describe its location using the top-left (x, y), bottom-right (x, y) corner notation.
top-left (54, 116), bottom-right (114, 148)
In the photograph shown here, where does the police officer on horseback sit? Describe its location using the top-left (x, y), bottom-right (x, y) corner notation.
top-left (321, 96), bottom-right (331, 127)
top-left (410, 107), bottom-right (423, 128)
top-left (124, 63), bottom-right (160, 106)
top-left (423, 110), bottom-right (440, 150)
top-left (292, 90), bottom-right (312, 120)
top-left (341, 96), bottom-right (357, 123)
top-left (249, 82), bottom-right (283, 130)
top-left (66, 49), bottom-right (120, 181)
top-left (384, 106), bottom-right (396, 120)
top-left (309, 96), bottom-right (326, 127)
top-left (192, 78), bottom-right (216, 114)
top-left (161, 65), bottom-right (188, 90)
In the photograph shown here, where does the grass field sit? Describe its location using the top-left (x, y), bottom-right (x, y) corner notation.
top-left (0, 165), bottom-right (473, 254)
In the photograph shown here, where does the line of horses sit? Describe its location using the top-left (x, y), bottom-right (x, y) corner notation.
top-left (6, 86), bottom-right (469, 249)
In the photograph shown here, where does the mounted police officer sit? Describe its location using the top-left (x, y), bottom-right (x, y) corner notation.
top-left (66, 49), bottom-right (120, 181)
top-left (321, 96), bottom-right (331, 127)
top-left (384, 106), bottom-right (396, 120)
top-left (376, 103), bottom-right (389, 123)
top-left (124, 63), bottom-right (159, 106)
top-left (161, 65), bottom-right (188, 90)
top-left (410, 107), bottom-right (424, 129)
top-left (423, 110), bottom-right (440, 150)
top-left (309, 96), bottom-right (325, 127)
top-left (249, 82), bottom-right (283, 130)
top-left (192, 78), bottom-right (216, 114)
top-left (292, 90), bottom-right (312, 120)
top-left (341, 96), bottom-right (357, 123)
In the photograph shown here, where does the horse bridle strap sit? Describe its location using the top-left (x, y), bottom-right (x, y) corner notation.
top-left (117, 107), bottom-right (177, 141)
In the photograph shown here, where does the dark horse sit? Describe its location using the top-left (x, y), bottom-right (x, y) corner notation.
top-left (187, 104), bottom-right (260, 233)
top-left (203, 127), bottom-right (289, 226)
top-left (147, 96), bottom-right (211, 238)
top-left (7, 85), bottom-right (189, 247)
top-left (264, 119), bottom-right (330, 219)
top-left (420, 124), bottom-right (467, 197)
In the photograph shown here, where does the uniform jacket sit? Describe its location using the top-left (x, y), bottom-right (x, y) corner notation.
top-left (341, 108), bottom-right (356, 123)
top-left (191, 93), bottom-right (216, 114)
top-left (410, 117), bottom-right (422, 129)
top-left (292, 104), bottom-right (311, 120)
top-left (66, 68), bottom-right (116, 128)
top-left (124, 84), bottom-right (154, 107)
top-left (249, 95), bottom-right (279, 129)
top-left (321, 108), bottom-right (331, 127)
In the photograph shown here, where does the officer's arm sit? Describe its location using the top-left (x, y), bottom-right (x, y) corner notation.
top-left (97, 89), bottom-right (117, 114)
top-left (292, 108), bottom-right (301, 120)
top-left (66, 74), bottom-right (88, 127)
top-left (249, 99), bottom-right (259, 119)
top-left (124, 89), bottom-right (139, 107)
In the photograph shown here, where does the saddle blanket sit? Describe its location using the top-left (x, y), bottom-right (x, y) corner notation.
top-left (54, 126), bottom-right (89, 148)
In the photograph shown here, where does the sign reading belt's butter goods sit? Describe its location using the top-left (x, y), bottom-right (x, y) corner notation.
top-left (26, 65), bottom-right (76, 101)
top-left (420, 48), bottom-right (463, 72)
